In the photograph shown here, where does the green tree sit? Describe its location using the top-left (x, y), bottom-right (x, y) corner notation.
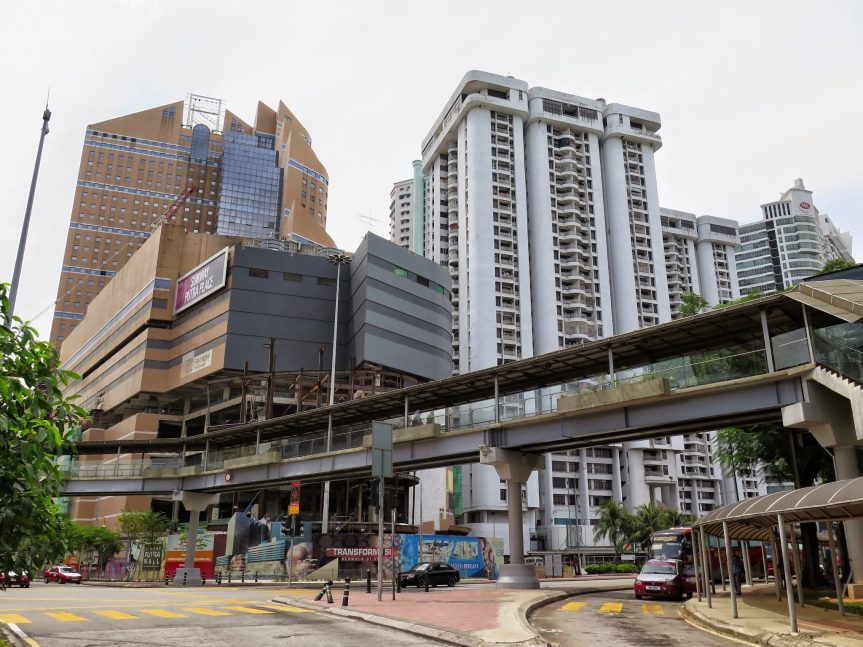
top-left (817, 258), bottom-right (855, 275)
top-left (117, 510), bottom-right (170, 545)
top-left (712, 290), bottom-right (763, 310)
top-left (593, 500), bottom-right (635, 561)
top-left (713, 423), bottom-right (834, 587)
top-left (631, 502), bottom-right (673, 548)
top-left (680, 292), bottom-right (709, 317)
top-left (66, 523), bottom-right (122, 578)
top-left (0, 283), bottom-right (87, 583)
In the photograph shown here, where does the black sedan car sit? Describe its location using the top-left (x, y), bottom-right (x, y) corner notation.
top-left (400, 562), bottom-right (460, 588)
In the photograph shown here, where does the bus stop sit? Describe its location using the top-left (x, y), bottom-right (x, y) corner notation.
top-left (691, 476), bottom-right (863, 635)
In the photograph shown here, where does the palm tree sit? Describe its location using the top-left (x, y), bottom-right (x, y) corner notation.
top-left (593, 500), bottom-right (633, 561)
top-left (633, 502), bottom-right (673, 549)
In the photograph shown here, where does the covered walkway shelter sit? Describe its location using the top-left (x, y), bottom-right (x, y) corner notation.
top-left (692, 477), bottom-right (863, 635)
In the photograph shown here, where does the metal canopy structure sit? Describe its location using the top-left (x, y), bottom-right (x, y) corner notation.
top-left (68, 283), bottom-right (859, 456)
top-left (693, 476), bottom-right (863, 541)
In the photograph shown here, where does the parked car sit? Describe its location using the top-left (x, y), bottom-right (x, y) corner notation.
top-left (634, 559), bottom-right (690, 600)
top-left (399, 562), bottom-right (460, 588)
top-left (43, 566), bottom-right (82, 584)
top-left (0, 571), bottom-right (31, 588)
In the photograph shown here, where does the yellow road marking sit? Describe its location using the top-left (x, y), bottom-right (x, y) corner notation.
top-left (224, 606), bottom-right (274, 615)
top-left (641, 603), bottom-right (664, 615)
top-left (95, 610), bottom-right (137, 620)
top-left (256, 603), bottom-right (314, 614)
top-left (140, 609), bottom-right (187, 618)
top-left (0, 613), bottom-right (31, 624)
top-left (185, 607), bottom-right (233, 616)
top-left (559, 601), bottom-right (586, 611)
top-left (599, 602), bottom-right (623, 614)
top-left (45, 612), bottom-right (88, 622)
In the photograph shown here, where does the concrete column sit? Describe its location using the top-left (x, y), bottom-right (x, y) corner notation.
top-left (834, 446), bottom-right (863, 588)
top-left (611, 447), bottom-right (622, 502)
top-left (777, 516), bottom-right (799, 634)
top-left (172, 491), bottom-right (219, 585)
top-left (480, 447), bottom-right (544, 589)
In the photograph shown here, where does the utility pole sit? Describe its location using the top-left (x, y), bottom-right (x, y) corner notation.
top-left (265, 338), bottom-right (276, 419)
top-left (9, 101), bottom-right (51, 321)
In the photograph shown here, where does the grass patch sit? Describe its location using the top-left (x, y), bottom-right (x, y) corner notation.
top-left (805, 593), bottom-right (863, 617)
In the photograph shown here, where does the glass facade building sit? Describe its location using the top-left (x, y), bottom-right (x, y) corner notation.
top-left (217, 131), bottom-right (282, 238)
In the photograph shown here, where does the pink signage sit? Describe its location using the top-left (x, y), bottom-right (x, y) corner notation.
top-left (174, 248), bottom-right (228, 314)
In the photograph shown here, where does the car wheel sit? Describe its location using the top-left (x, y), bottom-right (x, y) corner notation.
top-left (61, 579), bottom-right (67, 584)
top-left (635, 594), bottom-right (642, 600)
top-left (686, 592), bottom-right (692, 599)
top-left (75, 580), bottom-right (81, 584)
top-left (24, 583), bottom-right (30, 588)
top-left (416, 577), bottom-right (425, 588)
top-left (447, 576), bottom-right (457, 587)
top-left (45, 577), bottom-right (50, 584)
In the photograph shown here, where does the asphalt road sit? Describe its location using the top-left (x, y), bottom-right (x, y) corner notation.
top-left (0, 581), bottom-right (431, 646)
top-left (531, 588), bottom-right (743, 647)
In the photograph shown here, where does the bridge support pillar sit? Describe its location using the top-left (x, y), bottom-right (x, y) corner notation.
top-left (172, 491), bottom-right (219, 586)
top-left (480, 447), bottom-right (544, 589)
top-left (783, 386), bottom-right (863, 592)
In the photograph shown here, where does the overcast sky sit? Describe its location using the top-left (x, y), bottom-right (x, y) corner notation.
top-left (2, 0), bottom-right (861, 339)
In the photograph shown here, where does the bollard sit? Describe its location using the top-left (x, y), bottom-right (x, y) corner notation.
top-left (314, 582), bottom-right (328, 601)
top-left (423, 573), bottom-right (429, 593)
top-left (202, 575), bottom-right (206, 586)
top-left (396, 571), bottom-right (401, 593)
top-left (366, 569), bottom-right (371, 594)
top-left (217, 571), bottom-right (222, 585)
top-left (164, 574), bottom-right (169, 586)
top-left (183, 571), bottom-right (187, 586)
top-left (325, 580), bottom-right (334, 604)
top-left (228, 571), bottom-right (232, 584)
top-left (254, 571), bottom-right (259, 583)
top-left (342, 577), bottom-right (351, 607)
top-left (241, 569), bottom-right (245, 583)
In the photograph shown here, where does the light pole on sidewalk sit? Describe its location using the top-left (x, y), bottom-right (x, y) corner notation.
top-left (321, 251), bottom-right (351, 533)
top-left (9, 103), bottom-right (51, 320)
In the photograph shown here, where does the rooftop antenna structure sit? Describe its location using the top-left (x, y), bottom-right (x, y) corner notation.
top-left (358, 211), bottom-right (382, 234)
top-left (185, 93), bottom-right (225, 134)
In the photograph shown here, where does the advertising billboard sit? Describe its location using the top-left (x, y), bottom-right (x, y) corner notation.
top-left (173, 247), bottom-right (229, 314)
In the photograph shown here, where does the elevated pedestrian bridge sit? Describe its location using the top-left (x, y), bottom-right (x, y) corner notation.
top-left (60, 279), bottom-right (863, 496)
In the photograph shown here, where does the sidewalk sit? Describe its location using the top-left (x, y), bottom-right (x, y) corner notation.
top-left (683, 583), bottom-right (863, 647)
top-left (272, 579), bottom-right (631, 647)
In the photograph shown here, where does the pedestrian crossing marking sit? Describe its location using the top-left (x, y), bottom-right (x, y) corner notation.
top-left (641, 604), bottom-right (664, 615)
top-left (224, 606), bottom-right (274, 615)
top-left (0, 613), bottom-right (31, 624)
top-left (185, 607), bottom-right (233, 616)
top-left (559, 602), bottom-right (586, 611)
top-left (257, 603), bottom-right (314, 614)
top-left (141, 609), bottom-right (187, 618)
top-left (95, 610), bottom-right (137, 620)
top-left (599, 602), bottom-right (623, 614)
top-left (45, 612), bottom-right (88, 622)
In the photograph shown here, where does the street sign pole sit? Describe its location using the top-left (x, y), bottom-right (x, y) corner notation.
top-left (371, 421), bottom-right (393, 603)
top-left (377, 475), bottom-right (384, 601)
top-left (288, 515), bottom-right (296, 589)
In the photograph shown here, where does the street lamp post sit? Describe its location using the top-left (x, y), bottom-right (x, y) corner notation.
top-left (321, 252), bottom-right (351, 534)
top-left (9, 103), bottom-right (51, 321)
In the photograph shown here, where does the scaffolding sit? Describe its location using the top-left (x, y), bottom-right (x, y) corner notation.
top-left (185, 93), bottom-right (225, 134)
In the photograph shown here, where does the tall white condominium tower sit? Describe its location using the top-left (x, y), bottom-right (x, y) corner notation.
top-left (411, 71), bottom-right (675, 557)
top-left (736, 178), bottom-right (854, 296)
top-left (389, 160), bottom-right (426, 254)
top-left (661, 208), bottom-right (741, 315)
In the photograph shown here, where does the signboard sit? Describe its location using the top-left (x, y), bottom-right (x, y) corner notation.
top-left (141, 544), bottom-right (163, 572)
top-left (289, 480), bottom-right (301, 516)
top-left (173, 247), bottom-right (229, 314)
top-left (371, 422), bottom-right (393, 478)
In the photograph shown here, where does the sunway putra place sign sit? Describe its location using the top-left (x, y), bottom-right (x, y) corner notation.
top-left (174, 247), bottom-right (229, 314)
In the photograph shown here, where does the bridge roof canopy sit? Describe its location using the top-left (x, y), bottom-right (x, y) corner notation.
top-left (692, 476), bottom-right (863, 541)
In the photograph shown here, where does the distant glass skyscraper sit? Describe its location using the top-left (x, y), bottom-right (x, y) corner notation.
top-left (51, 96), bottom-right (333, 348)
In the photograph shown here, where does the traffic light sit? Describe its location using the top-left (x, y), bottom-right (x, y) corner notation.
top-left (279, 524), bottom-right (289, 536)
top-left (298, 520), bottom-right (311, 542)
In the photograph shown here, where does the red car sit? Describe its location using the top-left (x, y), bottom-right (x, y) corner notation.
top-left (43, 565), bottom-right (82, 584)
top-left (0, 571), bottom-right (31, 588)
top-left (634, 559), bottom-right (691, 600)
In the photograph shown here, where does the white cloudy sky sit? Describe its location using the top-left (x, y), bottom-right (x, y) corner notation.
top-left (1, 0), bottom-right (861, 339)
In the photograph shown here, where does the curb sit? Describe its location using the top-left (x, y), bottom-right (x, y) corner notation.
top-left (1, 621), bottom-right (38, 647)
top-left (272, 584), bottom-right (633, 647)
top-left (681, 599), bottom-right (822, 647)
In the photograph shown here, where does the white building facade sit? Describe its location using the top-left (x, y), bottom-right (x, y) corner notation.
top-left (736, 178), bottom-right (854, 296)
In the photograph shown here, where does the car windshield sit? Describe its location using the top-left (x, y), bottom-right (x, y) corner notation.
top-left (408, 563), bottom-right (430, 572)
top-left (641, 563), bottom-right (677, 575)
top-left (58, 567), bottom-right (76, 573)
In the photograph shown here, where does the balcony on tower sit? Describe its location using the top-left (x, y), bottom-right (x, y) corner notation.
top-left (602, 103), bottom-right (662, 150)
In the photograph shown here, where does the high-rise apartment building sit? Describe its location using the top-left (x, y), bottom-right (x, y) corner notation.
top-left (389, 178), bottom-right (414, 249)
top-left (735, 178), bottom-right (853, 296)
top-left (51, 95), bottom-right (333, 348)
